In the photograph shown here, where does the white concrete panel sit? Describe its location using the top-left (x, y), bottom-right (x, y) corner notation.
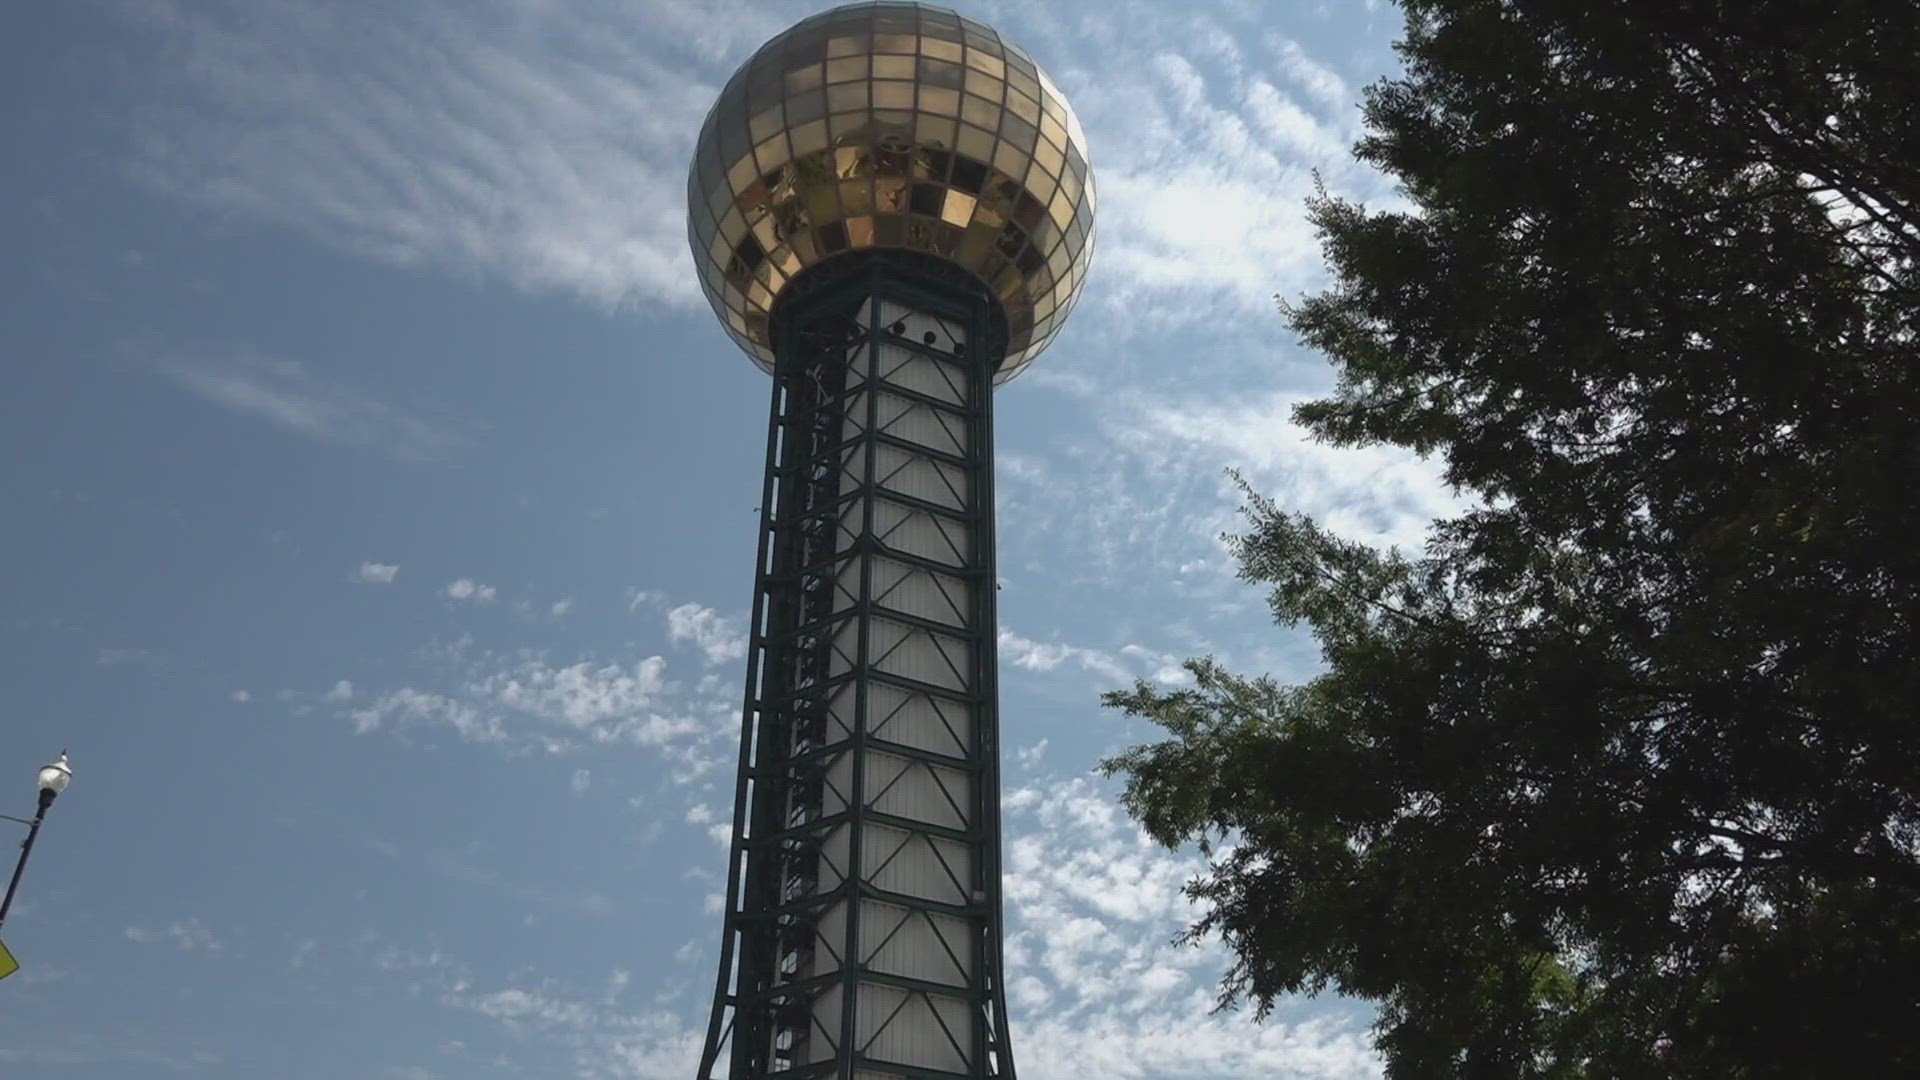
top-left (836, 516), bottom-right (862, 557)
top-left (841, 388), bottom-right (869, 437)
top-left (867, 754), bottom-right (972, 830)
top-left (860, 901), bottom-right (971, 987)
top-left (872, 499), bottom-right (970, 566)
top-left (819, 825), bottom-right (849, 893)
top-left (871, 559), bottom-right (970, 629)
top-left (870, 621), bottom-right (970, 691)
top-left (862, 825), bottom-right (973, 906)
top-left (830, 620), bottom-right (862, 678)
top-left (926, 992), bottom-right (979, 1068)
top-left (857, 983), bottom-right (971, 1074)
top-left (808, 984), bottom-right (844, 1065)
top-left (874, 392), bottom-right (967, 457)
top-left (814, 899), bottom-right (849, 976)
top-left (867, 684), bottom-right (972, 758)
top-left (877, 345), bottom-right (970, 406)
top-left (826, 684), bottom-right (857, 744)
top-left (823, 754), bottom-right (852, 816)
top-left (870, 445), bottom-right (969, 511)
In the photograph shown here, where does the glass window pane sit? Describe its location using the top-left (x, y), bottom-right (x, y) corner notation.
top-left (1050, 186), bottom-right (1075, 229)
top-left (873, 80), bottom-right (915, 110)
top-left (785, 63), bottom-right (825, 93)
top-left (965, 50), bottom-right (1005, 78)
top-left (839, 179), bottom-right (874, 213)
top-left (829, 111), bottom-right (870, 143)
top-left (964, 68), bottom-right (1002, 102)
top-left (727, 153), bottom-right (759, 192)
top-left (1026, 168), bottom-right (1058, 205)
top-left (1039, 113), bottom-right (1067, 150)
top-left (1006, 90), bottom-right (1039, 126)
top-left (914, 110), bottom-right (957, 146)
top-left (1001, 114), bottom-right (1037, 151)
top-left (1059, 167), bottom-right (1082, 205)
top-left (828, 81), bottom-right (868, 112)
top-left (717, 116), bottom-right (750, 164)
top-left (950, 155), bottom-right (989, 193)
top-left (755, 133), bottom-right (791, 171)
top-left (956, 124), bottom-right (994, 164)
top-left (921, 35), bottom-right (962, 60)
top-left (960, 93), bottom-right (1000, 130)
top-left (941, 188), bottom-right (977, 227)
top-left (873, 54), bottom-right (915, 79)
top-left (826, 56), bottom-right (868, 83)
top-left (792, 118), bottom-right (829, 157)
top-left (1034, 139), bottom-right (1065, 179)
top-left (920, 86), bottom-right (961, 117)
top-left (918, 56), bottom-right (963, 88)
top-left (992, 141), bottom-right (1030, 182)
top-left (906, 183), bottom-right (943, 217)
top-left (787, 89), bottom-right (827, 126)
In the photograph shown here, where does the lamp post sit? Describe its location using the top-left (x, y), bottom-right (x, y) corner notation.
top-left (0, 752), bottom-right (73, 930)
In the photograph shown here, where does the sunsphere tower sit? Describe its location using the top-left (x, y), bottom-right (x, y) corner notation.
top-left (685, 4), bottom-right (1096, 1079)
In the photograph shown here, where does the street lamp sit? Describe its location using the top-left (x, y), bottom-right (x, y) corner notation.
top-left (0, 752), bottom-right (73, 930)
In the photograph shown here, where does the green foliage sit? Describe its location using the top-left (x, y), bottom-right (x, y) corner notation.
top-left (1101, 0), bottom-right (1920, 1074)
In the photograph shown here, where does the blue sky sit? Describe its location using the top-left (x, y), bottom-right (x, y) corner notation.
top-left (0, 2), bottom-right (1453, 1077)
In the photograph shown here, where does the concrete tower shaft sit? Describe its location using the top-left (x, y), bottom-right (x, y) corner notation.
top-left (688, 6), bottom-right (1095, 1079)
top-left (697, 254), bottom-right (1013, 1080)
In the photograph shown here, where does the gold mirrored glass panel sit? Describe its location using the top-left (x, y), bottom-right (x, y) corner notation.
top-left (687, 2), bottom-right (1096, 382)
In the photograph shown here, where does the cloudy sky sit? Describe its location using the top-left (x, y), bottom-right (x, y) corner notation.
top-left (0, 1), bottom-right (1449, 1077)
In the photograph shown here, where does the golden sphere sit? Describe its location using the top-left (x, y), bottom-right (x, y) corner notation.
top-left (687, 2), bottom-right (1097, 383)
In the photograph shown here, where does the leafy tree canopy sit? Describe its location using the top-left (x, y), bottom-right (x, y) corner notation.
top-left (1101, 0), bottom-right (1919, 1075)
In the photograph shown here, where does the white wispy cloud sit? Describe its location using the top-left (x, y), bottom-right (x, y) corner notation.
top-left (347, 557), bottom-right (399, 584)
top-left (998, 628), bottom-right (1202, 688)
top-left (570, 768), bottom-right (592, 796)
top-left (306, 639), bottom-right (734, 774)
top-left (1016, 738), bottom-right (1050, 770)
top-left (154, 353), bottom-right (478, 463)
top-left (229, 689), bottom-right (253, 703)
top-left (289, 939), bottom-right (318, 969)
top-left (120, 0), bottom-right (1387, 328)
top-left (124, 920), bottom-right (224, 952)
top-left (550, 598), bottom-right (575, 618)
top-left (1003, 775), bottom-right (1379, 1079)
top-left (994, 381), bottom-right (1458, 608)
top-left (988, 1), bottom-right (1389, 322)
top-left (419, 961), bottom-right (709, 1080)
top-left (444, 578), bottom-right (497, 604)
top-left (362, 774), bottom-right (1376, 1080)
top-left (999, 627), bottom-right (1133, 684)
top-left (121, 0), bottom-right (785, 314)
top-left (664, 602), bottom-right (747, 667)
top-left (349, 562), bottom-right (401, 584)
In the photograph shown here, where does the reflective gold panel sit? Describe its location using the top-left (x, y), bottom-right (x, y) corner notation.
top-left (687, 1), bottom-right (1096, 383)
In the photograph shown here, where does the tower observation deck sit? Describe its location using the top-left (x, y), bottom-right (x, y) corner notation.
top-left (686, 5), bottom-right (1096, 1079)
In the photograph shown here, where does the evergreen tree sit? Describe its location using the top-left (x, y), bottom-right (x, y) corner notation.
top-left (1102, 1), bottom-right (1919, 1074)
